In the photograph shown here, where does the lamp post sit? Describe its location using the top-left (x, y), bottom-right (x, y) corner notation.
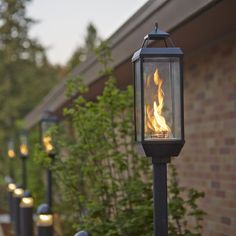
top-left (132, 24), bottom-right (185, 236)
top-left (7, 180), bottom-right (16, 223)
top-left (40, 111), bottom-right (58, 209)
top-left (12, 185), bottom-right (24, 235)
top-left (37, 203), bottom-right (53, 236)
top-left (19, 130), bottom-right (29, 189)
top-left (7, 139), bottom-right (16, 178)
top-left (20, 190), bottom-right (34, 236)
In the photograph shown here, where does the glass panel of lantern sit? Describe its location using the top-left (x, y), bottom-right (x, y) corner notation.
top-left (143, 57), bottom-right (182, 141)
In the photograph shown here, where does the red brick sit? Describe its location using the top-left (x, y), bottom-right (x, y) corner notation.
top-left (221, 216), bottom-right (231, 225)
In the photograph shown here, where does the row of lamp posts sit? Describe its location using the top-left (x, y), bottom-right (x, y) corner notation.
top-left (6, 111), bottom-right (56, 236)
top-left (5, 24), bottom-right (184, 236)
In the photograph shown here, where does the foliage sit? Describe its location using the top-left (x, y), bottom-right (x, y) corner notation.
top-left (168, 164), bottom-right (206, 236)
top-left (33, 41), bottom-right (206, 236)
top-left (66, 23), bottom-right (101, 72)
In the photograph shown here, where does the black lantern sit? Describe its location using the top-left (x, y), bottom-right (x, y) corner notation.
top-left (7, 139), bottom-right (16, 179)
top-left (7, 139), bottom-right (16, 159)
top-left (132, 24), bottom-right (185, 236)
top-left (132, 24), bottom-right (184, 159)
top-left (12, 185), bottom-right (24, 235)
top-left (36, 203), bottom-right (53, 236)
top-left (40, 111), bottom-right (58, 157)
top-left (19, 130), bottom-right (29, 189)
top-left (19, 130), bottom-right (29, 159)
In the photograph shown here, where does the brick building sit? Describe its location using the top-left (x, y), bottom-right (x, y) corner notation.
top-left (24, 0), bottom-right (236, 235)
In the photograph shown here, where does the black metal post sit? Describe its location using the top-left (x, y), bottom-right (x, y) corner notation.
top-left (20, 191), bottom-right (34, 236)
top-left (152, 157), bottom-right (169, 236)
top-left (47, 169), bottom-right (52, 209)
top-left (10, 159), bottom-right (15, 179)
top-left (12, 195), bottom-right (21, 236)
top-left (8, 192), bottom-right (14, 223)
top-left (37, 203), bottom-right (53, 236)
top-left (38, 226), bottom-right (53, 236)
top-left (22, 158), bottom-right (27, 189)
top-left (20, 206), bottom-right (33, 236)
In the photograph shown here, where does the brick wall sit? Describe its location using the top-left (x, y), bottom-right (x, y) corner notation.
top-left (173, 32), bottom-right (236, 236)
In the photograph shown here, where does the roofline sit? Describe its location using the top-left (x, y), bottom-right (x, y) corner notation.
top-left (24, 0), bottom-right (218, 129)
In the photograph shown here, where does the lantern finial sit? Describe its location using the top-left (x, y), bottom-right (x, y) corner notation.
top-left (155, 22), bottom-right (158, 32)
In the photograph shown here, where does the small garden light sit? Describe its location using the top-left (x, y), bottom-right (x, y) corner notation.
top-left (20, 190), bottom-right (34, 208)
top-left (7, 180), bottom-right (16, 222)
top-left (12, 185), bottom-right (24, 235)
top-left (13, 186), bottom-right (24, 198)
top-left (37, 203), bottom-right (53, 236)
top-left (7, 182), bottom-right (16, 192)
top-left (20, 190), bottom-right (34, 236)
top-left (74, 231), bottom-right (91, 236)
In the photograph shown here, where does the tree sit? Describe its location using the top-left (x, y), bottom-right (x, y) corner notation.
top-left (66, 23), bottom-right (100, 71)
top-left (0, 0), bottom-right (59, 205)
top-left (34, 42), bottom-right (206, 235)
top-left (0, 0), bottom-right (59, 140)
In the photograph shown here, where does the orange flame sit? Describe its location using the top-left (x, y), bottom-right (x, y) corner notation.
top-left (8, 149), bottom-right (15, 158)
top-left (145, 68), bottom-right (171, 138)
top-left (20, 144), bottom-right (28, 156)
top-left (43, 136), bottom-right (54, 153)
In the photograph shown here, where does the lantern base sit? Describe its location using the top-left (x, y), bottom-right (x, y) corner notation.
top-left (135, 140), bottom-right (185, 159)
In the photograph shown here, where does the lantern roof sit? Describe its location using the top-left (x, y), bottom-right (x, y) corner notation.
top-left (132, 47), bottom-right (183, 62)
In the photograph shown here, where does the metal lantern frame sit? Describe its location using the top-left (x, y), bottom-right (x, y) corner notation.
top-left (40, 110), bottom-right (58, 158)
top-left (40, 110), bottom-right (59, 210)
top-left (132, 24), bottom-right (185, 236)
top-left (7, 139), bottom-right (16, 159)
top-left (19, 130), bottom-right (29, 159)
top-left (18, 130), bottom-right (29, 189)
top-left (37, 203), bottom-right (54, 236)
top-left (132, 25), bottom-right (185, 159)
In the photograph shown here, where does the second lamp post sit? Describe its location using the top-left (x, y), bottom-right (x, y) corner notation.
top-left (40, 111), bottom-right (58, 209)
top-left (19, 130), bottom-right (29, 189)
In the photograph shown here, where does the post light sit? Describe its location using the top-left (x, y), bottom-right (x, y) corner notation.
top-left (20, 190), bottom-right (34, 236)
top-left (40, 110), bottom-right (58, 209)
top-left (12, 185), bottom-right (24, 235)
top-left (40, 110), bottom-right (58, 157)
top-left (132, 24), bottom-right (184, 236)
top-left (37, 203), bottom-right (53, 236)
top-left (7, 182), bottom-right (16, 192)
top-left (7, 139), bottom-right (16, 178)
top-left (7, 140), bottom-right (16, 159)
top-left (74, 231), bottom-right (91, 236)
top-left (19, 130), bottom-right (29, 189)
top-left (6, 179), bottom-right (16, 223)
